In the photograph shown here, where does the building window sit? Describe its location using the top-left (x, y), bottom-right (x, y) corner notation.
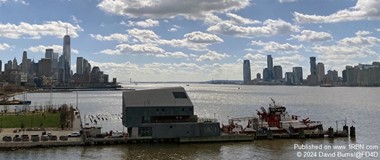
top-left (173, 92), bottom-right (188, 99)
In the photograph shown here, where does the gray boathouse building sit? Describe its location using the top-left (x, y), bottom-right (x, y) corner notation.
top-left (122, 87), bottom-right (220, 139)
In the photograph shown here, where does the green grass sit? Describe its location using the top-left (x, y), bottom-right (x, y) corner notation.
top-left (0, 113), bottom-right (60, 128)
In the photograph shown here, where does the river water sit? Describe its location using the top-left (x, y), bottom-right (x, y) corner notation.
top-left (1, 84), bottom-right (379, 159)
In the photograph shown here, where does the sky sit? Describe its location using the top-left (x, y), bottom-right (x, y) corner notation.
top-left (0, 0), bottom-right (379, 82)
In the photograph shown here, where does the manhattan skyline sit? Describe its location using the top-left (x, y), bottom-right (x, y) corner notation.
top-left (0, 0), bottom-right (379, 82)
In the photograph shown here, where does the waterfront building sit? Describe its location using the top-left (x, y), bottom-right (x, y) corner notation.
top-left (122, 87), bottom-right (220, 139)
top-left (327, 70), bottom-right (338, 82)
top-left (263, 68), bottom-right (270, 81)
top-left (292, 67), bottom-right (303, 85)
top-left (273, 65), bottom-right (283, 80)
top-left (267, 55), bottom-right (273, 80)
top-left (76, 57), bottom-right (84, 75)
top-left (243, 60), bottom-right (251, 84)
top-left (285, 72), bottom-right (294, 85)
top-left (317, 62), bottom-right (325, 84)
top-left (344, 66), bottom-right (357, 86)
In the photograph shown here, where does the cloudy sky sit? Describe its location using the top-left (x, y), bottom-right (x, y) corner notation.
top-left (0, 0), bottom-right (379, 82)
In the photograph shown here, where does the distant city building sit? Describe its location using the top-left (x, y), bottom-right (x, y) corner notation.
top-left (267, 55), bottom-right (273, 80)
top-left (310, 57), bottom-right (317, 76)
top-left (52, 51), bottom-right (59, 80)
top-left (4, 60), bottom-right (12, 73)
top-left (317, 62), bottom-right (325, 83)
top-left (76, 57), bottom-right (84, 75)
top-left (292, 67), bottom-right (303, 85)
top-left (344, 66), bottom-right (356, 86)
top-left (243, 60), bottom-right (251, 84)
top-left (12, 57), bottom-right (18, 70)
top-left (350, 62), bottom-right (380, 86)
top-left (263, 68), bottom-right (270, 81)
top-left (256, 73), bottom-right (261, 80)
top-left (61, 28), bottom-right (71, 83)
top-left (83, 59), bottom-right (91, 75)
top-left (21, 51), bottom-right (28, 73)
top-left (285, 72), bottom-right (294, 85)
top-left (273, 65), bottom-right (283, 80)
top-left (0, 60), bottom-right (2, 72)
top-left (327, 70), bottom-right (338, 82)
top-left (45, 49), bottom-right (53, 59)
top-left (38, 58), bottom-right (52, 77)
top-left (307, 57), bottom-right (318, 86)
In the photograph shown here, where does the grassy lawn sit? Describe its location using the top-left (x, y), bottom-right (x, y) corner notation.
top-left (0, 113), bottom-right (60, 128)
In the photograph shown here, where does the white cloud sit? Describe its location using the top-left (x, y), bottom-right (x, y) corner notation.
top-left (338, 35), bottom-right (380, 46)
top-left (168, 28), bottom-right (177, 32)
top-left (27, 45), bottom-right (79, 54)
top-left (127, 28), bottom-right (160, 43)
top-left (71, 15), bottom-right (82, 24)
top-left (93, 29), bottom-right (222, 51)
top-left (0, 43), bottom-right (11, 51)
top-left (311, 33), bottom-right (380, 70)
top-left (99, 43), bottom-right (189, 59)
top-left (101, 44), bottom-right (165, 55)
top-left (196, 51), bottom-right (230, 61)
top-left (290, 30), bottom-right (333, 42)
top-left (89, 33), bottom-right (129, 42)
top-left (294, 0), bottom-right (380, 23)
top-left (377, 28), bottom-right (380, 32)
top-left (207, 19), bottom-right (299, 37)
top-left (251, 40), bottom-right (303, 53)
top-left (168, 25), bottom-right (181, 32)
top-left (0, 21), bottom-right (83, 39)
top-left (204, 13), bottom-right (223, 25)
top-left (89, 61), bottom-right (242, 82)
top-left (184, 31), bottom-right (223, 43)
top-left (226, 13), bottom-right (261, 25)
top-left (0, 0), bottom-right (28, 5)
top-left (279, 0), bottom-right (297, 3)
top-left (156, 52), bottom-right (189, 58)
top-left (127, 19), bottom-right (159, 28)
top-left (97, 0), bottom-right (250, 20)
top-left (355, 30), bottom-right (372, 36)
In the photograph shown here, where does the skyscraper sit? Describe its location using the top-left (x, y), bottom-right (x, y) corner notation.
top-left (273, 65), bottom-right (283, 80)
top-left (45, 49), bottom-right (53, 59)
top-left (0, 60), bottom-right (2, 72)
top-left (76, 57), bottom-right (83, 75)
top-left (62, 27), bottom-right (71, 83)
top-left (310, 57), bottom-right (317, 76)
top-left (12, 57), bottom-right (18, 70)
top-left (243, 60), bottom-right (251, 84)
top-left (38, 58), bottom-right (52, 77)
top-left (293, 67), bottom-right (303, 85)
top-left (267, 55), bottom-right (273, 80)
top-left (317, 62), bottom-right (325, 83)
top-left (21, 51), bottom-right (28, 73)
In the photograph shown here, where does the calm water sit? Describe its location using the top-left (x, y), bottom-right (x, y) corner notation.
top-left (2, 84), bottom-right (379, 159)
